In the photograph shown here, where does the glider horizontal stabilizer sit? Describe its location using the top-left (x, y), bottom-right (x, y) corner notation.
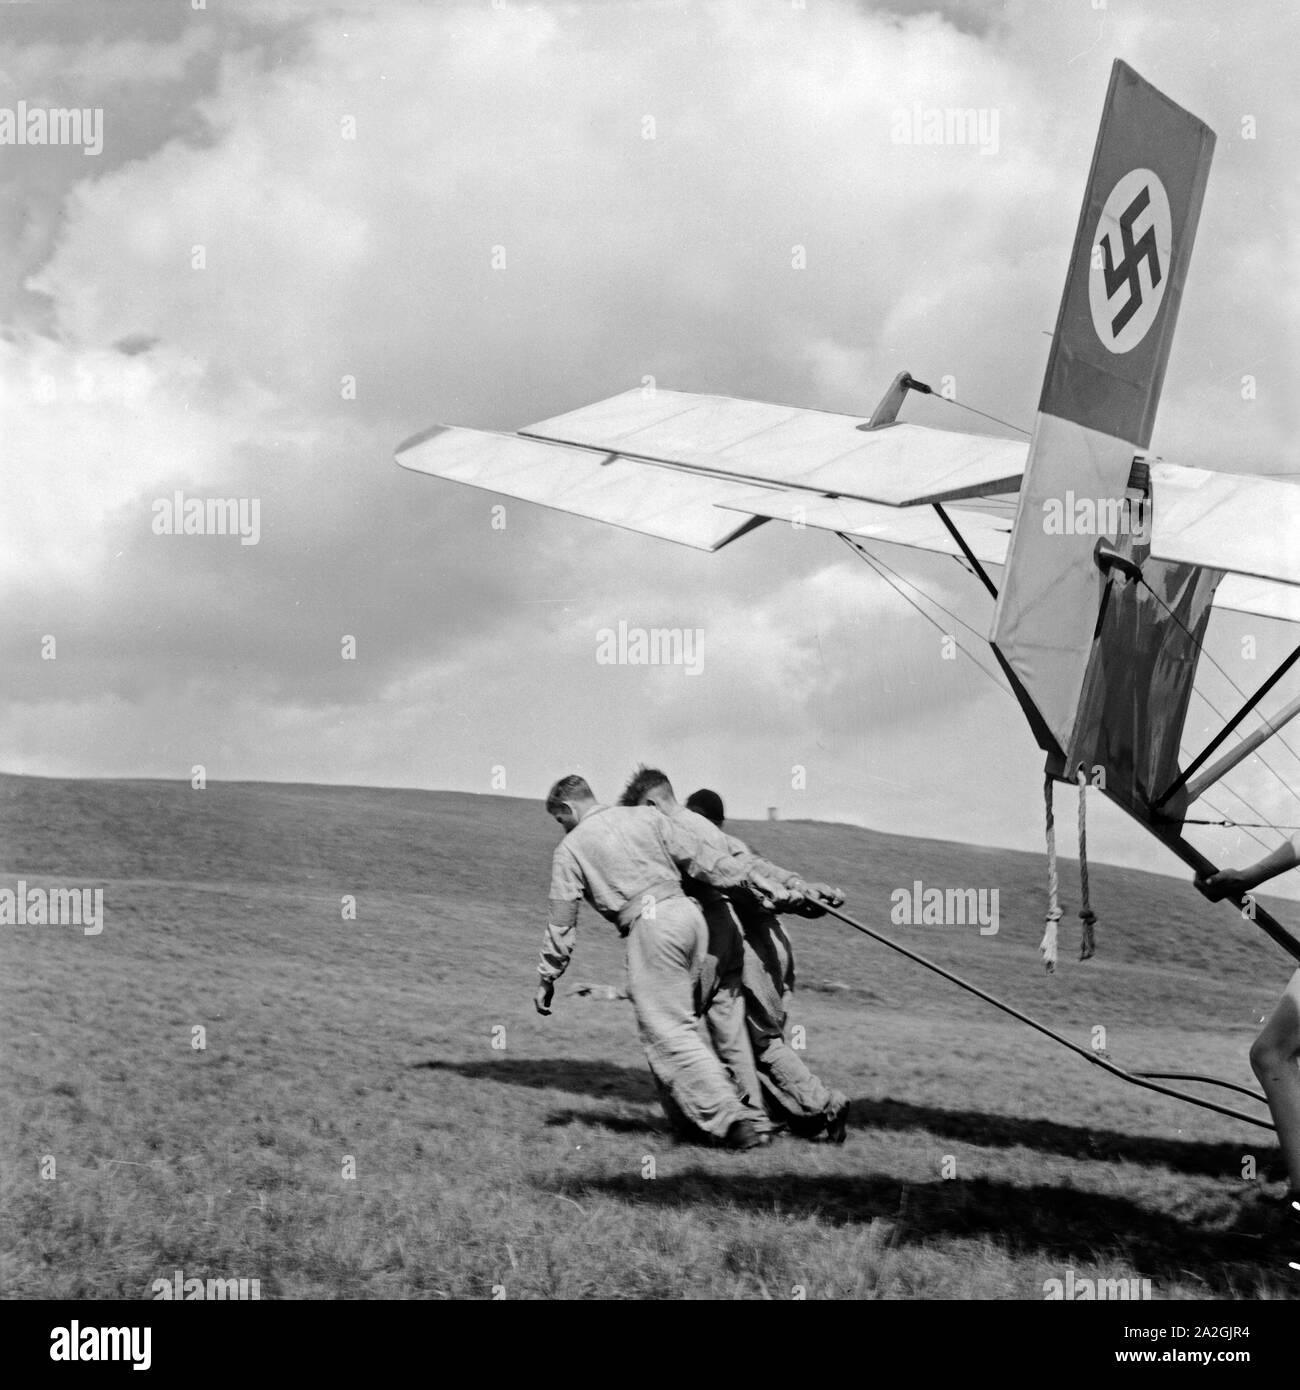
top-left (523, 388), bottom-right (1025, 506)
top-left (716, 490), bottom-right (1012, 565)
top-left (394, 423), bottom-right (767, 551)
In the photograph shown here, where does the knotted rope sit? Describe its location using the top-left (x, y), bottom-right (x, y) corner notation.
top-left (1077, 767), bottom-right (1097, 961)
top-left (1042, 770), bottom-right (1099, 971)
top-left (1040, 774), bottom-right (1061, 972)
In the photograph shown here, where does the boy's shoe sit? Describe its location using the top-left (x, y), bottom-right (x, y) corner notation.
top-left (824, 1091), bottom-right (851, 1144)
top-left (724, 1118), bottom-right (772, 1151)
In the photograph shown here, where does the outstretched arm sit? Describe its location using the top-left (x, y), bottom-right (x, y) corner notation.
top-left (727, 833), bottom-right (845, 913)
top-left (657, 814), bottom-right (751, 891)
top-left (1198, 832), bottom-right (1300, 901)
top-left (657, 814), bottom-right (836, 910)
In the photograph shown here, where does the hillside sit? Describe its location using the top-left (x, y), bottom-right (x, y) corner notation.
top-left (1, 773), bottom-right (1295, 1299)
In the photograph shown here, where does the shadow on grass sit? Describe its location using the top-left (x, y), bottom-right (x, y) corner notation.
top-left (409, 1057), bottom-right (658, 1103)
top-left (544, 1108), bottom-right (664, 1136)
top-left (852, 1096), bottom-right (1281, 1180)
top-left (409, 1062), bottom-right (1271, 1179)
top-left (547, 1169), bottom-right (1276, 1293)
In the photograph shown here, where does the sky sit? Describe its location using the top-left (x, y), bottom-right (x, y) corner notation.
top-left (4, 0), bottom-right (1299, 893)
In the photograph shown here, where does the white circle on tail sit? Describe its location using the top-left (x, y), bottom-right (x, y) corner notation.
top-left (1088, 168), bottom-right (1172, 355)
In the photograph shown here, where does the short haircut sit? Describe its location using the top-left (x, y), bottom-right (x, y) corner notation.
top-left (685, 788), bottom-right (725, 827)
top-left (546, 774), bottom-right (593, 814)
top-left (618, 764), bottom-right (672, 806)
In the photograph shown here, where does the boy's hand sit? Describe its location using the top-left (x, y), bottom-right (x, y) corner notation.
top-left (1196, 869), bottom-right (1249, 902)
top-left (749, 869), bottom-right (797, 911)
top-left (806, 881), bottom-right (844, 908)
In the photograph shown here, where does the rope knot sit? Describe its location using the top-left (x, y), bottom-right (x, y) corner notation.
top-left (1041, 774), bottom-right (1061, 973)
top-left (1076, 767), bottom-right (1098, 961)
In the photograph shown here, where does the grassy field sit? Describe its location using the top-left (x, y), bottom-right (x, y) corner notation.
top-left (1, 772), bottom-right (1296, 1300)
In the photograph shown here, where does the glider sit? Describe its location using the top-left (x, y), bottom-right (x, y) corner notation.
top-left (398, 61), bottom-right (1300, 989)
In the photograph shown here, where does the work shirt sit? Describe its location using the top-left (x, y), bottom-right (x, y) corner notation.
top-left (717, 826), bottom-right (802, 927)
top-left (539, 803), bottom-right (751, 981)
top-left (724, 827), bottom-right (799, 890)
top-left (661, 806), bottom-right (800, 908)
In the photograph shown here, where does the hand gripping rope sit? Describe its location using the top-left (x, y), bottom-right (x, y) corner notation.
top-left (815, 898), bottom-right (1275, 1131)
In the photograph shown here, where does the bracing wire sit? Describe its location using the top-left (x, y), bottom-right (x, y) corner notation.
top-left (838, 535), bottom-right (1011, 698)
top-left (844, 531), bottom-right (1295, 844)
top-left (850, 539), bottom-right (998, 653)
top-left (838, 464), bottom-right (1299, 874)
top-left (832, 514), bottom-right (1290, 1126)
top-left (1187, 798), bottom-right (1275, 858)
top-left (1186, 655), bottom-right (1300, 794)
top-left (900, 380), bottom-right (1298, 796)
top-left (1182, 817), bottom-right (1300, 832)
top-left (931, 392), bottom-right (1033, 438)
top-left (1179, 689), bottom-right (1300, 846)
top-left (1137, 576), bottom-right (1300, 807)
top-left (927, 383), bottom-right (1300, 799)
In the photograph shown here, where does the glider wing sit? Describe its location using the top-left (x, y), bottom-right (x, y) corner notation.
top-left (1149, 463), bottom-right (1300, 588)
top-left (394, 423), bottom-right (767, 551)
top-left (523, 389), bottom-right (1025, 505)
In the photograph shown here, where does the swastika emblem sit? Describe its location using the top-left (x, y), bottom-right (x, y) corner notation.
top-left (1088, 168), bottom-right (1172, 354)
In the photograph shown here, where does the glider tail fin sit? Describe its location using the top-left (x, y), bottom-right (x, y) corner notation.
top-left (991, 60), bottom-right (1215, 806)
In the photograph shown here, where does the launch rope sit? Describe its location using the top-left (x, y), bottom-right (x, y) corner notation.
top-left (817, 899), bottom-right (1274, 1131)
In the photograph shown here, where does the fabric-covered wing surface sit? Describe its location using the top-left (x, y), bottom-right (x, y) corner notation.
top-left (1149, 463), bottom-right (1300, 588)
top-left (716, 491), bottom-right (1012, 564)
top-left (394, 424), bottom-right (767, 551)
top-left (522, 389), bottom-right (1026, 506)
top-left (1213, 575), bottom-right (1300, 625)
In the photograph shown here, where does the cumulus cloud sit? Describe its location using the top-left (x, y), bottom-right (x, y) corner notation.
top-left (3, 0), bottom-right (1298, 889)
